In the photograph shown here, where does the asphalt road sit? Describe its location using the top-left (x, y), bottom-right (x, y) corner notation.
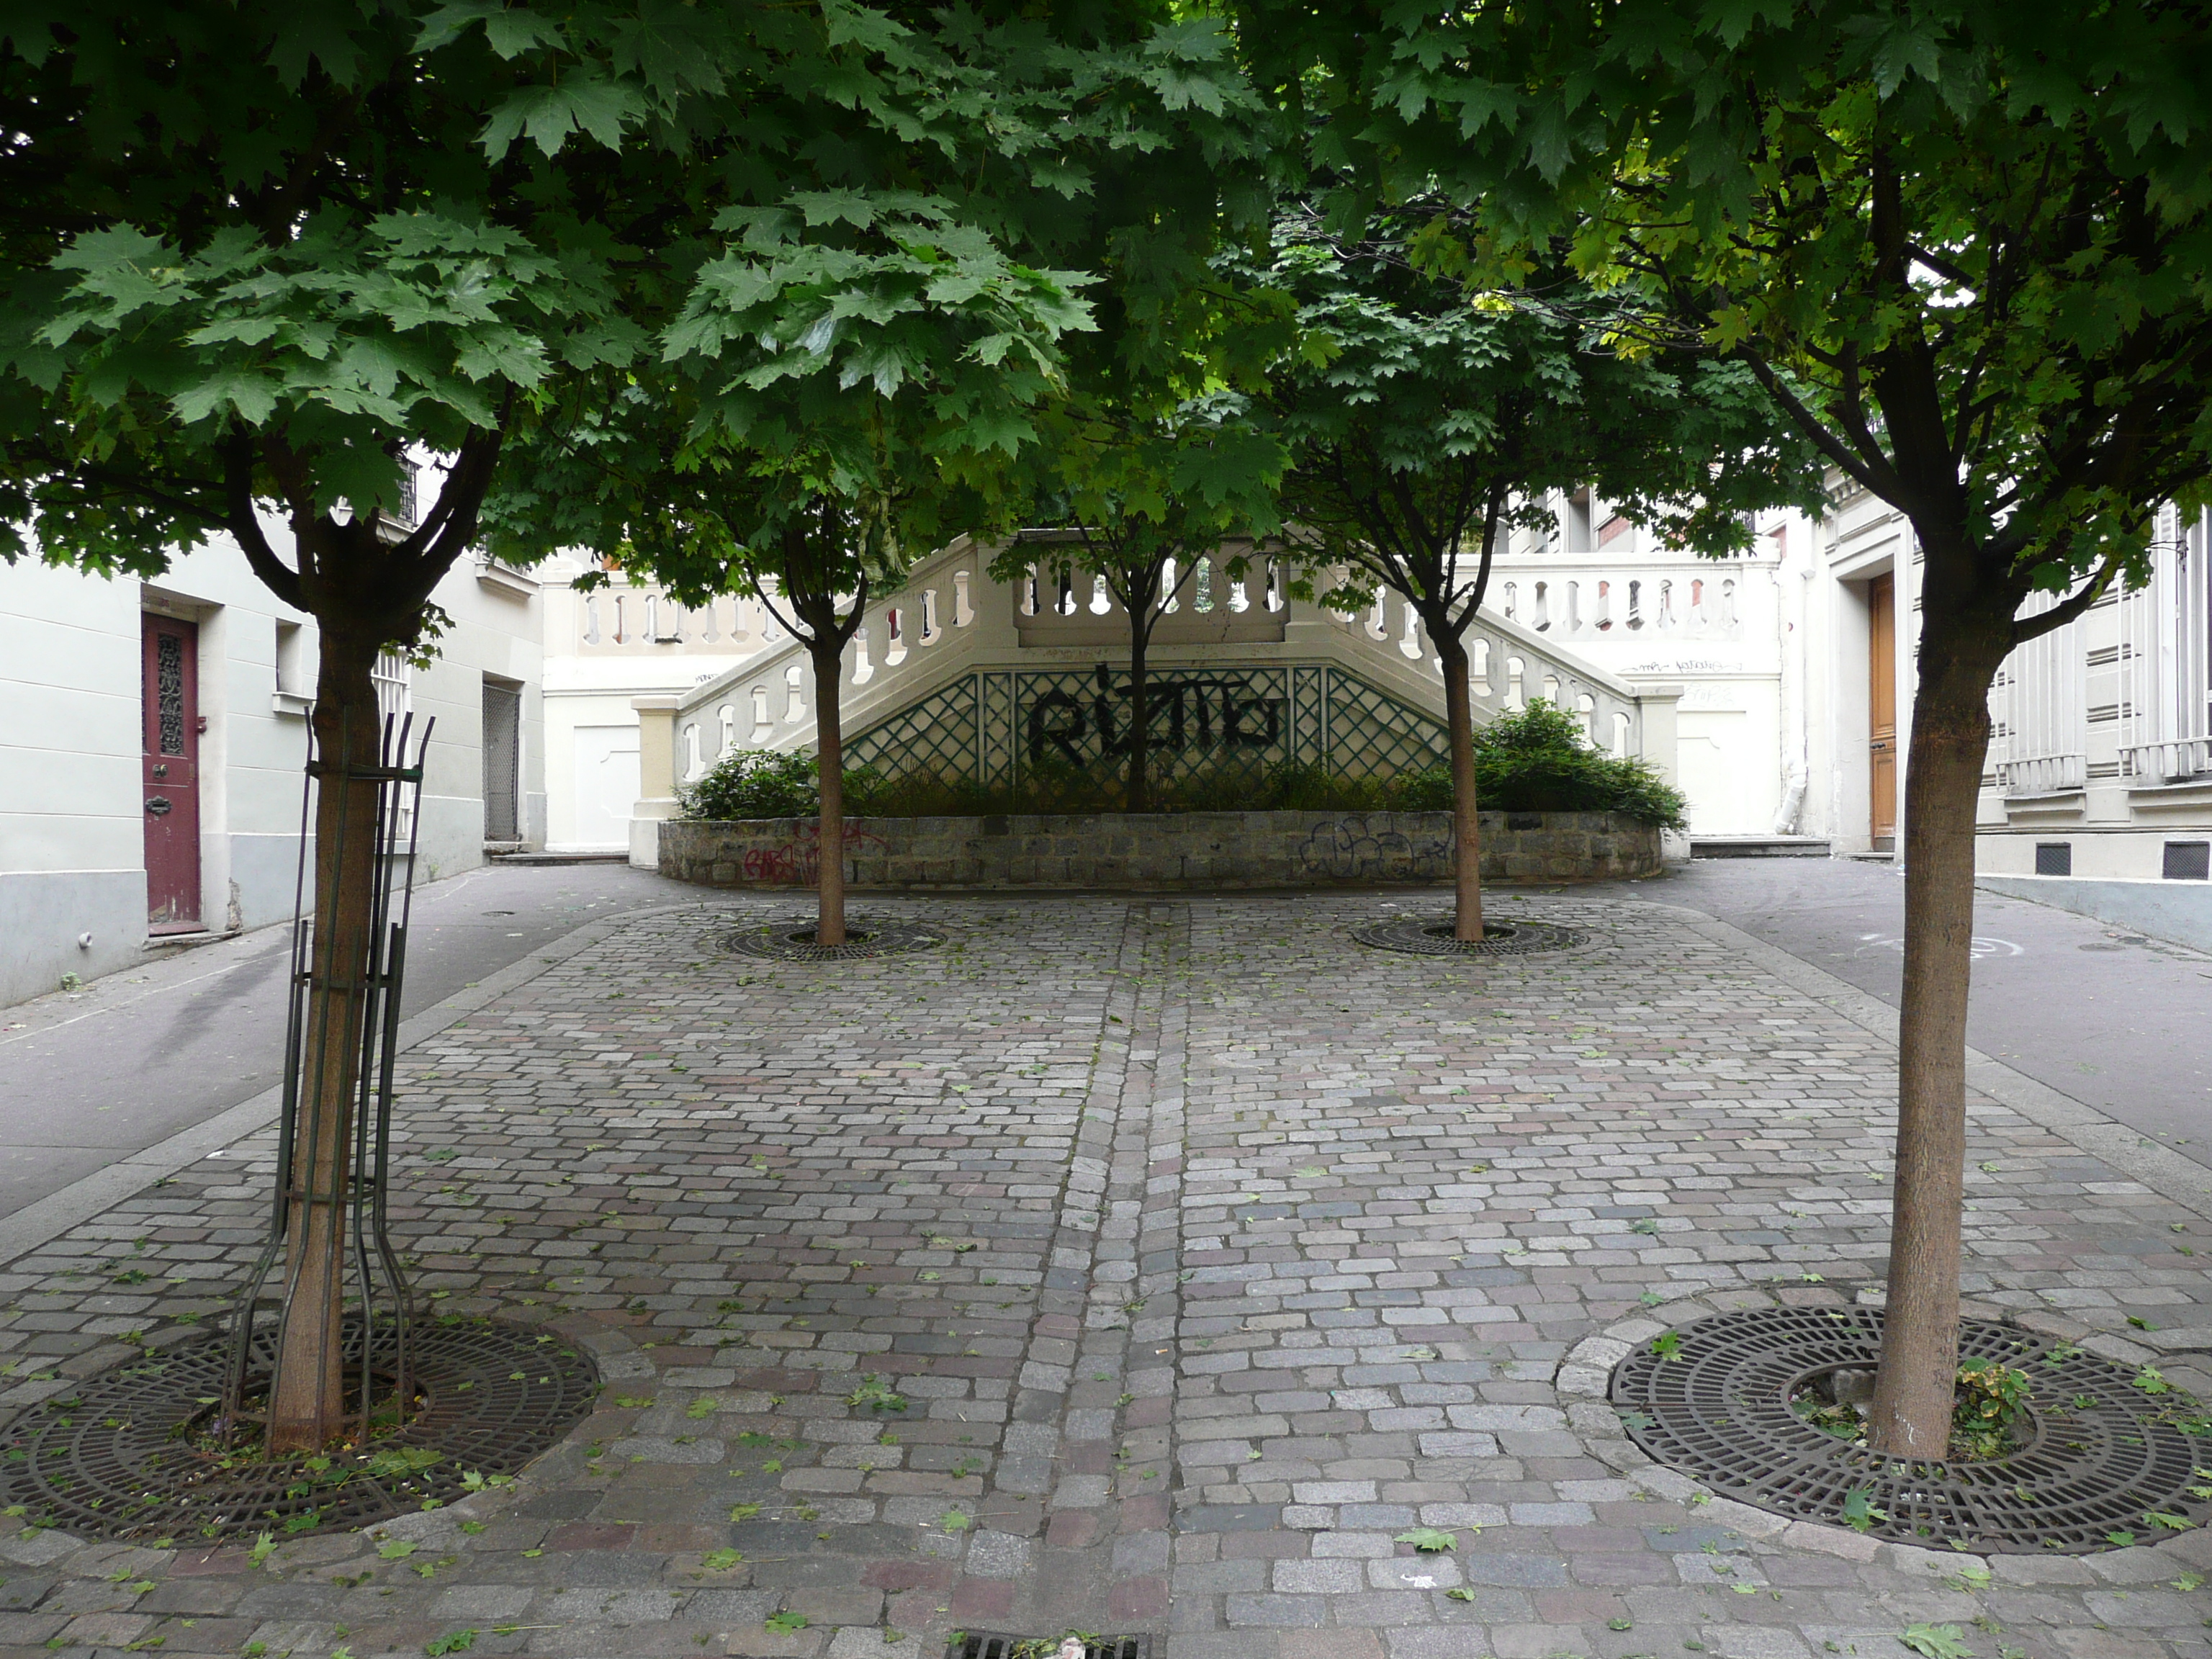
top-left (1658, 854), bottom-right (2212, 1169)
top-left (0, 860), bottom-right (698, 1218)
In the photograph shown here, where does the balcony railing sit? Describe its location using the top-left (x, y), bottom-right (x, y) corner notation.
top-left (2123, 735), bottom-right (2212, 784)
top-left (1997, 752), bottom-right (2087, 796)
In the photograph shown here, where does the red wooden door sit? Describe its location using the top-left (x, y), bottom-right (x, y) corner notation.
top-left (142, 613), bottom-right (203, 932)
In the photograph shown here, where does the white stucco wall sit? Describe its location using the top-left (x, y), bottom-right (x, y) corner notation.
top-left (0, 530), bottom-right (545, 1009)
top-left (535, 555), bottom-right (753, 850)
top-left (1486, 499), bottom-right (1793, 837)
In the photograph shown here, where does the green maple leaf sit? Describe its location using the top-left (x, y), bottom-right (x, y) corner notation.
top-left (1840, 1488), bottom-right (1887, 1533)
top-left (1898, 1626), bottom-right (1973, 1659)
top-left (1394, 1526), bottom-right (1458, 1552)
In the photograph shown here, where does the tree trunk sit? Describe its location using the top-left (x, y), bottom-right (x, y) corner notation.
top-left (1438, 631), bottom-right (1483, 940)
top-left (1126, 624), bottom-right (1151, 814)
top-left (812, 640), bottom-right (847, 948)
top-left (1866, 614), bottom-right (2008, 1456)
top-left (267, 630), bottom-right (383, 1451)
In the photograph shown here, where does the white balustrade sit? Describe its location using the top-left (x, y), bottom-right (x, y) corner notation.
top-left (2123, 735), bottom-right (2212, 784)
top-left (575, 585), bottom-right (789, 657)
top-left (665, 535), bottom-right (1661, 784)
top-left (1998, 752), bottom-right (2089, 794)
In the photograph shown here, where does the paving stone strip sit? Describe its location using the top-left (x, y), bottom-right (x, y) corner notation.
top-left (0, 891), bottom-right (2206, 1659)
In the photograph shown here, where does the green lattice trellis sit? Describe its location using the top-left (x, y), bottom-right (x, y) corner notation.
top-left (845, 663), bottom-right (1448, 788)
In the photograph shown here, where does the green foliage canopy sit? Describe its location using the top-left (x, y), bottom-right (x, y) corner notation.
top-left (1254, 207), bottom-right (1824, 629)
top-left (1243, 0), bottom-right (2212, 635)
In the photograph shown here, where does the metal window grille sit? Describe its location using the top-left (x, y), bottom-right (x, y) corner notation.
top-left (2034, 842), bottom-right (2072, 876)
top-left (1999, 590), bottom-right (2087, 794)
top-left (371, 652), bottom-right (415, 846)
top-left (2164, 840), bottom-right (2210, 881)
top-left (372, 651), bottom-right (412, 724)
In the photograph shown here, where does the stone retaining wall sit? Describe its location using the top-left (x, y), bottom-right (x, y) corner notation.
top-left (658, 809), bottom-right (1661, 889)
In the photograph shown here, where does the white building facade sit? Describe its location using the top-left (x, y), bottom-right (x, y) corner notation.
top-left (1486, 489), bottom-right (1804, 840)
top-left (1974, 505), bottom-right (2212, 942)
top-left (534, 556), bottom-right (789, 853)
top-left (0, 493), bottom-right (545, 1009)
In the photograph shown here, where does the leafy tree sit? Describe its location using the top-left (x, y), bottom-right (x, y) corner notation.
top-left (1258, 211), bottom-right (1817, 938)
top-left (487, 191), bottom-right (1095, 943)
top-left (0, 0), bottom-right (1081, 1445)
top-left (0, 0), bottom-right (743, 1451)
top-left (1248, 0), bottom-right (2212, 1453)
top-left (994, 394), bottom-right (1285, 811)
top-left (502, 3), bottom-right (1280, 845)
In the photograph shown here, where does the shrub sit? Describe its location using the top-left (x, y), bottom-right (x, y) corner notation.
top-left (678, 750), bottom-right (821, 821)
top-left (1386, 700), bottom-right (1689, 829)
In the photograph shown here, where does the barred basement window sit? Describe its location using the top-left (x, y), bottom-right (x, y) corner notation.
top-left (2035, 842), bottom-right (2072, 876)
top-left (2163, 841), bottom-right (2210, 881)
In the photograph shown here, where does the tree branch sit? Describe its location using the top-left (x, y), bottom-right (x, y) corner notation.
top-left (222, 426), bottom-right (305, 609)
top-left (1732, 349), bottom-right (1893, 498)
top-left (2012, 554), bottom-right (2121, 646)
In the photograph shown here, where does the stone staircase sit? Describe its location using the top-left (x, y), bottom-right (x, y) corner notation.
top-left (628, 538), bottom-right (1682, 863)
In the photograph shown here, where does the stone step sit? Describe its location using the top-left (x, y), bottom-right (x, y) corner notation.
top-left (1690, 835), bottom-right (1834, 858)
top-left (489, 850), bottom-right (629, 866)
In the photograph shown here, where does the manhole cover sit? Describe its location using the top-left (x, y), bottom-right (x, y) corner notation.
top-left (948, 1637), bottom-right (1151, 1659)
top-left (1611, 1305), bottom-right (2212, 1552)
top-left (723, 917), bottom-right (944, 961)
top-left (1350, 914), bottom-right (1585, 956)
top-left (0, 1318), bottom-right (599, 1542)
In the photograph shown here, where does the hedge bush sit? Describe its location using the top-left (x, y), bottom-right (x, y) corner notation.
top-left (1390, 701), bottom-right (1689, 829)
top-left (675, 701), bottom-right (1686, 828)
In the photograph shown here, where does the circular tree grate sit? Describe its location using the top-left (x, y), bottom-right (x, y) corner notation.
top-left (1350, 914), bottom-right (1585, 957)
top-left (1611, 1305), bottom-right (2212, 1552)
top-left (723, 916), bottom-right (944, 961)
top-left (0, 1317), bottom-right (598, 1543)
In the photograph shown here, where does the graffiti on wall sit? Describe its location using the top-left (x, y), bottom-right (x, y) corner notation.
top-left (1295, 815), bottom-right (1453, 880)
top-left (1026, 662), bottom-right (1285, 768)
top-left (737, 819), bottom-right (890, 886)
top-left (843, 660), bottom-right (1450, 790)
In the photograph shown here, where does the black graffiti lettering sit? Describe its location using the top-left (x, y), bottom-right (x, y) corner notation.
top-left (1192, 681), bottom-right (1215, 746)
top-left (1224, 695), bottom-right (1282, 749)
top-left (1028, 690), bottom-right (1087, 766)
top-left (1092, 661), bottom-right (1123, 755)
top-left (1022, 673), bottom-right (1285, 765)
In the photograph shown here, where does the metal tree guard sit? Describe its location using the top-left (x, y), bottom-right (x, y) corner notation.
top-left (223, 709), bottom-right (432, 1444)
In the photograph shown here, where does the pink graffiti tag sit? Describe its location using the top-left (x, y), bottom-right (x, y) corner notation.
top-left (737, 822), bottom-right (889, 886)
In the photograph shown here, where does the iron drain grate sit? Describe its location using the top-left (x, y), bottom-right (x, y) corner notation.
top-left (1350, 914), bottom-right (1586, 957)
top-left (0, 1317), bottom-right (598, 1542)
top-left (723, 917), bottom-right (944, 961)
top-left (1611, 1304), bottom-right (2212, 1553)
top-left (949, 1637), bottom-right (1151, 1659)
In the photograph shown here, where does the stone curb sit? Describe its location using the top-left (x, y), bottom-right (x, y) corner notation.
top-left (0, 900), bottom-right (740, 1274)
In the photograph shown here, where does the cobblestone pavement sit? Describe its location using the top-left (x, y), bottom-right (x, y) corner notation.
top-left (2, 892), bottom-right (2210, 1659)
